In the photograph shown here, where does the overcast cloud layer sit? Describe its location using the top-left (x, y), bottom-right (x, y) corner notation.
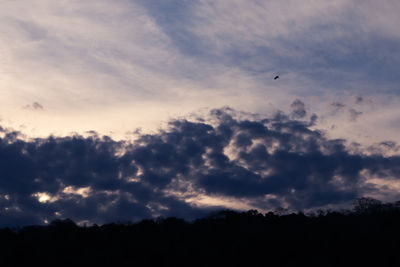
top-left (1, 108), bottom-right (400, 227)
top-left (0, 0), bottom-right (400, 144)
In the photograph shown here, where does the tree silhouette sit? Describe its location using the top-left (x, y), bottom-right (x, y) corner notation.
top-left (1, 197), bottom-right (400, 266)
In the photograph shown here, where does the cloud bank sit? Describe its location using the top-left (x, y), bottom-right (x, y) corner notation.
top-left (1, 108), bottom-right (400, 227)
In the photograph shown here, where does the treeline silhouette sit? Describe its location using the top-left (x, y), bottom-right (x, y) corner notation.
top-left (1, 197), bottom-right (400, 266)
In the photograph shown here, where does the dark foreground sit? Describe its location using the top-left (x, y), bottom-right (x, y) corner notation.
top-left (1, 198), bottom-right (400, 266)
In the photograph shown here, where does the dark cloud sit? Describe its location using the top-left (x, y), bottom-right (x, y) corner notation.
top-left (309, 113), bottom-right (318, 126)
top-left (0, 108), bottom-right (399, 226)
top-left (331, 102), bottom-right (346, 111)
top-left (355, 96), bottom-right (364, 104)
top-left (290, 99), bottom-right (307, 119)
top-left (366, 141), bottom-right (399, 155)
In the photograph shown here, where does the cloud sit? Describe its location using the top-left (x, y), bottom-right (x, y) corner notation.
top-left (1, 108), bottom-right (400, 226)
top-left (0, 1), bottom-right (399, 141)
top-left (331, 102), bottom-right (346, 110)
top-left (355, 96), bottom-right (364, 104)
top-left (141, 0), bottom-right (400, 93)
top-left (329, 102), bottom-right (362, 121)
top-left (290, 99), bottom-right (307, 119)
top-left (348, 108), bottom-right (362, 121)
top-left (23, 102), bottom-right (44, 110)
top-left (1, 0), bottom-right (400, 226)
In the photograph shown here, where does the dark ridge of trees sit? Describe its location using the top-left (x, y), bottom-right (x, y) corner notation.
top-left (1, 197), bottom-right (400, 266)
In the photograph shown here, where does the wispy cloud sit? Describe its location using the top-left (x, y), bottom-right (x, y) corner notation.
top-left (0, 0), bottom-right (400, 145)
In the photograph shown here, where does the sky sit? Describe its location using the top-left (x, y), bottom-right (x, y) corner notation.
top-left (1, 0), bottom-right (400, 226)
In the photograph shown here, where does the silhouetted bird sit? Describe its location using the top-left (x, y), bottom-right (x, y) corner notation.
top-left (274, 75), bottom-right (279, 80)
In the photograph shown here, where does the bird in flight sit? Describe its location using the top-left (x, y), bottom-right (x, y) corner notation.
top-left (274, 75), bottom-right (279, 80)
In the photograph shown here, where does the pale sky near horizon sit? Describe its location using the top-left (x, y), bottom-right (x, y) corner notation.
top-left (0, 0), bottom-right (400, 146)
